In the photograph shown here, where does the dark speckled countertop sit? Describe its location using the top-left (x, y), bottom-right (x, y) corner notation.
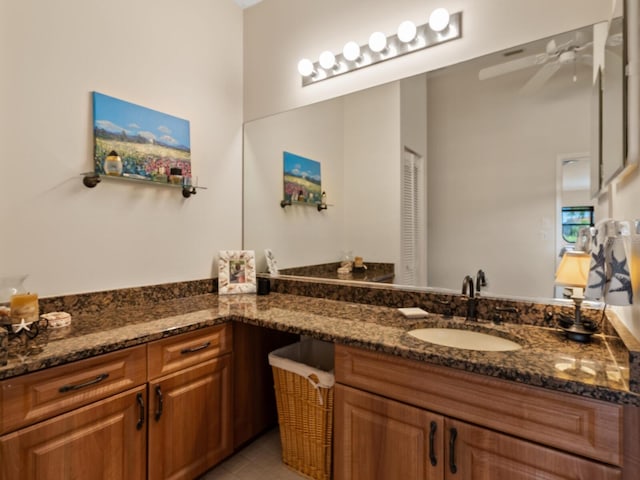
top-left (1, 293), bottom-right (638, 406)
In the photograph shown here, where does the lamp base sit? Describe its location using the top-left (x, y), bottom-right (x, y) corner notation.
top-left (561, 323), bottom-right (595, 343)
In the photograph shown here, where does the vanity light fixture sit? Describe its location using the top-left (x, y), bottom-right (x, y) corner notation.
top-left (368, 31), bottom-right (388, 53)
top-left (297, 58), bottom-right (316, 77)
top-left (318, 50), bottom-right (337, 70)
top-left (428, 7), bottom-right (451, 32)
top-left (343, 41), bottom-right (361, 62)
top-left (298, 8), bottom-right (461, 86)
top-left (397, 20), bottom-right (417, 43)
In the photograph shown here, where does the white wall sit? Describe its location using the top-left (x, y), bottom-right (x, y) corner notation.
top-left (1, 0), bottom-right (244, 297)
top-left (243, 98), bottom-right (346, 270)
top-left (243, 0), bottom-right (613, 122)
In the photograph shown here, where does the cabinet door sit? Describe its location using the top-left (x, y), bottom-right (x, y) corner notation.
top-left (0, 386), bottom-right (147, 480)
top-left (335, 384), bottom-right (444, 480)
top-left (444, 418), bottom-right (621, 480)
top-left (148, 354), bottom-right (232, 480)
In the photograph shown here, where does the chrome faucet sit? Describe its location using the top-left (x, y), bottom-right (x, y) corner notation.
top-left (461, 275), bottom-right (477, 321)
top-left (476, 269), bottom-right (487, 294)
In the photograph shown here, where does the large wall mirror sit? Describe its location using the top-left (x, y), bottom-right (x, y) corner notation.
top-left (243, 2), bottom-right (639, 303)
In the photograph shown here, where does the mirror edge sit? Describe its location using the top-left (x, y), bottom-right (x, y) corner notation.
top-left (623, 0), bottom-right (640, 175)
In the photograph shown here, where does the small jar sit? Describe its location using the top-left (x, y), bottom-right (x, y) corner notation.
top-left (169, 167), bottom-right (182, 185)
top-left (103, 150), bottom-right (123, 176)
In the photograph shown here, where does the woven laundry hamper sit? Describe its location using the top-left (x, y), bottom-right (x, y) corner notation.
top-left (269, 339), bottom-right (334, 480)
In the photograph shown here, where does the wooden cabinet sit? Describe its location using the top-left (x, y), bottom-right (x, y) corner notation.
top-left (0, 384), bottom-right (147, 480)
top-left (334, 344), bottom-right (633, 480)
top-left (233, 322), bottom-right (298, 448)
top-left (335, 384), bottom-right (443, 480)
top-left (444, 418), bottom-right (621, 480)
top-left (147, 325), bottom-right (233, 480)
top-left (0, 345), bottom-right (147, 435)
top-left (0, 324), bottom-right (235, 480)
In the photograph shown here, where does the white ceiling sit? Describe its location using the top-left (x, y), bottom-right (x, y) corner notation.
top-left (233, 0), bottom-right (262, 8)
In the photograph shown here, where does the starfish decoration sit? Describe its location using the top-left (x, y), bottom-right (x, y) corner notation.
top-left (609, 250), bottom-right (630, 277)
top-left (586, 246), bottom-right (607, 293)
top-left (608, 276), bottom-right (633, 304)
top-left (11, 319), bottom-right (32, 334)
top-left (606, 251), bottom-right (633, 304)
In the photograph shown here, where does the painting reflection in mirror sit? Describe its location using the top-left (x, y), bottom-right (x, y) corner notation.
top-left (243, 20), bottom-right (624, 301)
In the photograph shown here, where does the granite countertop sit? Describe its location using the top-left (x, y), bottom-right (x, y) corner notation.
top-left (1, 293), bottom-right (638, 406)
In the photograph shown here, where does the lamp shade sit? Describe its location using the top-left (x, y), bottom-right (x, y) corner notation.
top-left (555, 251), bottom-right (591, 287)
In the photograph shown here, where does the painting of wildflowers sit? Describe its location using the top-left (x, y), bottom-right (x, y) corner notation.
top-left (283, 151), bottom-right (322, 205)
top-left (92, 92), bottom-right (191, 183)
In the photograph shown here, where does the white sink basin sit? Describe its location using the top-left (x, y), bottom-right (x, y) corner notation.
top-left (407, 328), bottom-right (522, 352)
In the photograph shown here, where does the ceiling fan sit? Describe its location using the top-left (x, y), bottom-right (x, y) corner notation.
top-left (478, 33), bottom-right (592, 94)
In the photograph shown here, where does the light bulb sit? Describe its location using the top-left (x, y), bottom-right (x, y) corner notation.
top-left (343, 41), bottom-right (361, 62)
top-left (397, 20), bottom-right (417, 43)
top-left (319, 50), bottom-right (336, 70)
top-left (429, 8), bottom-right (450, 32)
top-left (297, 58), bottom-right (315, 77)
top-left (368, 31), bottom-right (387, 53)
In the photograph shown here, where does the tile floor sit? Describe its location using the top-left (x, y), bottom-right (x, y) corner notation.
top-left (199, 428), bottom-right (306, 480)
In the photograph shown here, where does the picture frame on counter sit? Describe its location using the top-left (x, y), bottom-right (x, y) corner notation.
top-left (218, 250), bottom-right (257, 294)
top-left (265, 248), bottom-right (279, 275)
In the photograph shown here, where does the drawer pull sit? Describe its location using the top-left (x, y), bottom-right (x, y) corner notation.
top-left (180, 341), bottom-right (211, 355)
top-left (449, 427), bottom-right (458, 474)
top-left (429, 421), bottom-right (438, 466)
top-left (136, 393), bottom-right (145, 430)
top-left (59, 373), bottom-right (109, 393)
top-left (155, 385), bottom-right (163, 421)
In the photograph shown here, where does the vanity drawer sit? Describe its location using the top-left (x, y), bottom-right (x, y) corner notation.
top-left (147, 324), bottom-right (231, 380)
top-left (0, 345), bottom-right (147, 435)
top-left (335, 344), bottom-right (623, 466)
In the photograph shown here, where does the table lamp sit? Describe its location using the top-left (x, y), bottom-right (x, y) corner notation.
top-left (554, 251), bottom-right (593, 342)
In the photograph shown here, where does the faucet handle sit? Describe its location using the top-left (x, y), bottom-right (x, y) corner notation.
top-left (476, 269), bottom-right (487, 292)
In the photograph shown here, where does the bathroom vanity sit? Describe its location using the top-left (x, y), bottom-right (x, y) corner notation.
top-left (334, 344), bottom-right (634, 479)
top-left (0, 282), bottom-right (638, 479)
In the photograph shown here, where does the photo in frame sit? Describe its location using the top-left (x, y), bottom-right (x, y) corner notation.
top-left (218, 250), bottom-right (257, 294)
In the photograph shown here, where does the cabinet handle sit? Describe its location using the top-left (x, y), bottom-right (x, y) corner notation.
top-left (429, 421), bottom-right (438, 466)
top-left (154, 385), bottom-right (163, 421)
top-left (136, 393), bottom-right (145, 430)
top-left (180, 341), bottom-right (211, 354)
top-left (449, 427), bottom-right (458, 474)
top-left (59, 373), bottom-right (109, 393)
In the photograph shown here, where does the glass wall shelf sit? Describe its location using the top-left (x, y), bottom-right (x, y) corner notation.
top-left (81, 172), bottom-right (207, 198)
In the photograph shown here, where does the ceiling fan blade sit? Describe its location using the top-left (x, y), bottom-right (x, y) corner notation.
top-left (520, 61), bottom-right (562, 94)
top-left (478, 53), bottom-right (547, 80)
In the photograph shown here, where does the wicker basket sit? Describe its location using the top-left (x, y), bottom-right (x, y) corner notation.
top-left (269, 340), bottom-right (334, 480)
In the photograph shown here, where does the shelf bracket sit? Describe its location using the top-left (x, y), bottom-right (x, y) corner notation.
top-left (82, 173), bottom-right (101, 188)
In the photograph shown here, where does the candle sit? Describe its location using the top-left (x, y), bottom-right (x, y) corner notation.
top-left (10, 293), bottom-right (39, 324)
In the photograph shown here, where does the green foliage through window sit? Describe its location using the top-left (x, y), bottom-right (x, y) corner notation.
top-left (561, 206), bottom-right (594, 243)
